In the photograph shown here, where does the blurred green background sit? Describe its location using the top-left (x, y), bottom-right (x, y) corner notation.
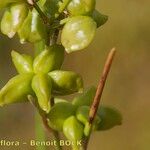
top-left (0, 0), bottom-right (150, 150)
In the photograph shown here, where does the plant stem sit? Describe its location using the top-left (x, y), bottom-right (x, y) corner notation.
top-left (83, 48), bottom-right (116, 150)
top-left (27, 0), bottom-right (50, 25)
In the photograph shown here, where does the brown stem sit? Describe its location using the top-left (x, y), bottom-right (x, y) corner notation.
top-left (83, 48), bottom-right (116, 150)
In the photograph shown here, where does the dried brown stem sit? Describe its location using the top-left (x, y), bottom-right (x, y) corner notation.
top-left (83, 48), bottom-right (116, 150)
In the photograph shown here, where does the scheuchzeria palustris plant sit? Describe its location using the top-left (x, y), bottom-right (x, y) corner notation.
top-left (0, 0), bottom-right (122, 150)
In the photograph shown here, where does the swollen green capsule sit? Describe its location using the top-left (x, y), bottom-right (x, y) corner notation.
top-left (97, 106), bottom-right (122, 131)
top-left (47, 102), bottom-right (76, 131)
top-left (18, 11), bottom-right (32, 43)
top-left (18, 9), bottom-right (46, 43)
top-left (33, 44), bottom-right (64, 74)
top-left (61, 16), bottom-right (96, 53)
top-left (48, 70), bottom-right (83, 95)
top-left (32, 74), bottom-right (52, 113)
top-left (76, 106), bottom-right (101, 136)
top-left (11, 50), bottom-right (33, 74)
top-left (92, 10), bottom-right (108, 28)
top-left (0, 74), bottom-right (33, 106)
top-left (67, 0), bottom-right (96, 16)
top-left (72, 86), bottom-right (96, 107)
top-left (1, 3), bottom-right (28, 38)
top-left (28, 9), bottom-right (47, 43)
top-left (63, 116), bottom-right (84, 141)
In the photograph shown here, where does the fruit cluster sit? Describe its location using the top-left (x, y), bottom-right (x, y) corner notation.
top-left (0, 1), bottom-right (122, 149)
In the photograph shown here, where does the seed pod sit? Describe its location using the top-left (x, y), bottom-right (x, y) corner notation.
top-left (18, 9), bottom-right (46, 43)
top-left (97, 106), bottom-right (122, 131)
top-left (11, 50), bottom-right (33, 74)
top-left (67, 0), bottom-right (96, 16)
top-left (18, 11), bottom-right (32, 43)
top-left (28, 9), bottom-right (47, 43)
top-left (47, 102), bottom-right (76, 131)
top-left (61, 16), bottom-right (96, 53)
top-left (0, 74), bottom-right (33, 106)
top-left (76, 106), bottom-right (101, 136)
top-left (1, 3), bottom-right (28, 38)
top-left (33, 44), bottom-right (64, 74)
top-left (72, 86), bottom-right (96, 107)
top-left (92, 10), bottom-right (108, 28)
top-left (63, 116), bottom-right (84, 141)
top-left (32, 74), bottom-right (52, 113)
top-left (48, 70), bottom-right (83, 95)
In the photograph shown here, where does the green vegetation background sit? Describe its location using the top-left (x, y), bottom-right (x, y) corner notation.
top-left (0, 0), bottom-right (150, 149)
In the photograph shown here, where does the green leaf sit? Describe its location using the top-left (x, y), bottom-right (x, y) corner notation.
top-left (48, 70), bottom-right (83, 95)
top-left (47, 102), bottom-right (76, 131)
top-left (61, 16), bottom-right (96, 53)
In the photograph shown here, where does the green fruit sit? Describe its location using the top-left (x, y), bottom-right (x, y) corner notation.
top-left (63, 116), bottom-right (84, 141)
top-left (32, 74), bottom-right (52, 113)
top-left (18, 9), bottom-right (46, 43)
top-left (0, 74), bottom-right (33, 106)
top-left (47, 102), bottom-right (76, 131)
top-left (76, 106), bottom-right (101, 136)
top-left (28, 9), bottom-right (47, 43)
top-left (72, 86), bottom-right (96, 107)
top-left (11, 50), bottom-right (33, 74)
top-left (1, 3), bottom-right (28, 38)
top-left (67, 0), bottom-right (95, 16)
top-left (97, 106), bottom-right (122, 130)
top-left (33, 44), bottom-right (64, 74)
top-left (48, 70), bottom-right (83, 95)
top-left (61, 16), bottom-right (96, 53)
top-left (18, 11), bottom-right (32, 43)
top-left (92, 10), bottom-right (108, 28)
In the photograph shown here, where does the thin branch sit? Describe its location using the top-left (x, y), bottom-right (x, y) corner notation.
top-left (83, 48), bottom-right (116, 149)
